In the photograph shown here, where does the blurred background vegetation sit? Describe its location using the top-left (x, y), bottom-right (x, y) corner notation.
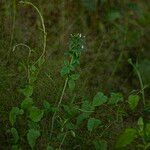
top-left (0, 0), bottom-right (150, 149)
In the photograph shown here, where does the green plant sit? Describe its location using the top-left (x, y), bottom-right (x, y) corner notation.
top-left (116, 117), bottom-right (150, 149)
top-left (9, 1), bottom-right (46, 149)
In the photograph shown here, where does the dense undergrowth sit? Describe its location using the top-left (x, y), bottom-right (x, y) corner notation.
top-left (0, 0), bottom-right (150, 149)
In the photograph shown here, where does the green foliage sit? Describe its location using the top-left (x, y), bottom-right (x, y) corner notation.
top-left (1, 0), bottom-right (149, 149)
top-left (116, 128), bottom-right (137, 148)
top-left (92, 92), bottom-right (108, 107)
top-left (29, 106), bottom-right (44, 122)
top-left (128, 94), bottom-right (140, 110)
top-left (20, 85), bottom-right (33, 97)
top-left (93, 140), bottom-right (107, 150)
top-left (11, 128), bottom-right (19, 144)
top-left (9, 107), bottom-right (24, 126)
top-left (87, 118), bottom-right (101, 132)
top-left (21, 97), bottom-right (34, 110)
top-left (108, 92), bottom-right (123, 105)
top-left (27, 129), bottom-right (40, 149)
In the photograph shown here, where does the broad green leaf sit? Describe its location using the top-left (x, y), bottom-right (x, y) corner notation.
top-left (29, 107), bottom-right (44, 122)
top-left (93, 140), bottom-right (107, 150)
top-left (11, 128), bottom-right (19, 144)
top-left (9, 107), bottom-right (24, 126)
top-left (108, 92), bottom-right (123, 105)
top-left (27, 129), bottom-right (40, 149)
top-left (92, 92), bottom-right (107, 107)
top-left (21, 97), bottom-right (33, 110)
top-left (68, 79), bottom-right (75, 91)
top-left (20, 85), bottom-right (33, 97)
top-left (70, 74), bottom-right (80, 80)
top-left (116, 128), bottom-right (137, 148)
top-left (87, 118), bottom-right (101, 132)
top-left (128, 94), bottom-right (139, 110)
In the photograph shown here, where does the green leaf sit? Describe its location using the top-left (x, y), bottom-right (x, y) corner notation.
top-left (21, 97), bottom-right (34, 110)
top-left (20, 85), bottom-right (33, 97)
top-left (92, 92), bottom-right (107, 107)
top-left (60, 66), bottom-right (70, 76)
top-left (87, 118), bottom-right (101, 132)
top-left (27, 129), bottom-right (40, 149)
top-left (108, 92), bottom-right (123, 105)
top-left (29, 107), bottom-right (44, 122)
top-left (9, 107), bottom-right (24, 126)
top-left (116, 128), bottom-right (137, 148)
top-left (11, 128), bottom-right (19, 144)
top-left (128, 94), bottom-right (139, 110)
top-left (70, 74), bottom-right (80, 80)
top-left (68, 79), bottom-right (75, 91)
top-left (93, 140), bottom-right (107, 150)
top-left (137, 117), bottom-right (144, 131)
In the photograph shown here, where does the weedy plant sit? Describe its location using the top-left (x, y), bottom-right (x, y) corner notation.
top-left (9, 1), bottom-right (46, 149)
top-left (8, 1), bottom-right (149, 150)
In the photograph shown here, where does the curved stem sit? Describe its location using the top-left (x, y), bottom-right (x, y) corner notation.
top-left (19, 1), bottom-right (47, 62)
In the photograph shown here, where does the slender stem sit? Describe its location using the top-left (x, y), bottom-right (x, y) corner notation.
top-left (49, 77), bottom-right (69, 139)
top-left (58, 132), bottom-right (67, 150)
